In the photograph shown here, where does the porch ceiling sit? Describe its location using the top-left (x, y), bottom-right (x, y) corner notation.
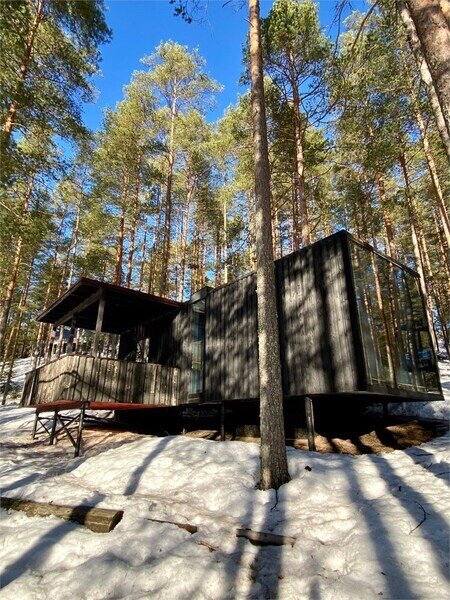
top-left (37, 277), bottom-right (183, 334)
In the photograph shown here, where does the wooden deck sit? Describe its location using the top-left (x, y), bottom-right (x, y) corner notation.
top-left (21, 355), bottom-right (180, 407)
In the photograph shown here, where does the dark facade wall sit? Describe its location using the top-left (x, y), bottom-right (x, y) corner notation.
top-left (204, 273), bottom-right (259, 402)
top-left (145, 232), bottom-right (360, 404)
top-left (202, 233), bottom-right (359, 403)
top-left (147, 305), bottom-right (193, 402)
top-left (276, 233), bottom-right (359, 396)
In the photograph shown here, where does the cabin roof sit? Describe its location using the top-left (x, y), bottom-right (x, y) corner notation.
top-left (38, 277), bottom-right (183, 334)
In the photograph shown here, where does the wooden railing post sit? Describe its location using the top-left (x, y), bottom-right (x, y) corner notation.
top-left (67, 318), bottom-right (76, 355)
top-left (56, 326), bottom-right (64, 358)
top-left (92, 293), bottom-right (105, 357)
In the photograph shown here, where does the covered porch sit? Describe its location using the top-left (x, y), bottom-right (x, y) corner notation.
top-left (22, 278), bottom-right (183, 407)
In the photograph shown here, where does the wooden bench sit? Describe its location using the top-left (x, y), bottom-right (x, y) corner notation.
top-left (31, 401), bottom-right (162, 457)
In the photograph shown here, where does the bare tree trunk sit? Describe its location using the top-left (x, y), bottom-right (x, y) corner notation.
top-left (1, 257), bottom-right (34, 404)
top-left (399, 150), bottom-right (439, 351)
top-left (177, 182), bottom-right (193, 301)
top-left (291, 178), bottom-right (300, 251)
top-left (376, 171), bottom-right (398, 260)
top-left (433, 210), bottom-right (450, 281)
top-left (397, 0), bottom-right (450, 160)
top-left (0, 179), bottom-right (34, 356)
top-left (190, 231), bottom-right (199, 292)
top-left (248, 192), bottom-right (256, 271)
top-left (1, 0), bottom-right (44, 147)
top-left (403, 54), bottom-right (450, 247)
top-left (148, 186), bottom-right (164, 294)
top-left (2, 254), bottom-right (35, 365)
top-left (289, 55), bottom-right (310, 247)
top-left (416, 108), bottom-right (450, 248)
top-left (222, 193), bottom-right (229, 285)
top-left (67, 205), bottom-right (80, 288)
top-left (407, 0), bottom-right (450, 129)
top-left (370, 235), bottom-right (397, 386)
top-left (160, 99), bottom-right (177, 296)
top-left (115, 207), bottom-right (126, 286)
top-left (0, 239), bottom-right (23, 359)
top-left (126, 155), bottom-right (143, 287)
top-left (32, 231), bottom-right (64, 369)
top-left (139, 231), bottom-right (147, 292)
top-left (249, 0), bottom-right (289, 491)
top-left (214, 228), bottom-right (221, 286)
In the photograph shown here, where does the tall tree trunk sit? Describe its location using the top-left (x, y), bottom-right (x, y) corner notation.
top-left (0, 239), bottom-right (23, 358)
top-left (0, 179), bottom-right (34, 356)
top-left (160, 98), bottom-right (177, 296)
top-left (1, 257), bottom-right (34, 404)
top-left (126, 155), bottom-right (143, 287)
top-left (139, 231), bottom-right (147, 292)
top-left (289, 55), bottom-right (310, 247)
top-left (370, 235), bottom-right (397, 386)
top-left (433, 209), bottom-right (450, 281)
top-left (148, 186), bottom-right (164, 294)
top-left (66, 205), bottom-right (80, 288)
top-left (115, 207), bottom-right (126, 286)
top-left (397, 0), bottom-right (450, 160)
top-left (407, 0), bottom-right (450, 130)
top-left (222, 193), bottom-right (229, 284)
top-left (399, 150), bottom-right (439, 351)
top-left (416, 108), bottom-right (450, 248)
top-left (1, 256), bottom-right (34, 375)
top-left (376, 171), bottom-right (398, 260)
top-left (214, 228), bottom-right (221, 286)
top-left (31, 214), bottom-right (66, 368)
top-left (248, 192), bottom-right (256, 271)
top-left (1, 0), bottom-right (45, 147)
top-left (249, 0), bottom-right (289, 491)
top-left (403, 53), bottom-right (450, 248)
top-left (177, 181), bottom-right (193, 301)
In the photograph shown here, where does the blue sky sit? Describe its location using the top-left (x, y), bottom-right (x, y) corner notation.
top-left (84, 0), bottom-right (369, 131)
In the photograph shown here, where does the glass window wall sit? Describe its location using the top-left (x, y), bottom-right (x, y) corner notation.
top-left (190, 298), bottom-right (206, 396)
top-left (350, 241), bottom-right (439, 393)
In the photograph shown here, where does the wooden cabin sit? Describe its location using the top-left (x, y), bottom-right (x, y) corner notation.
top-left (22, 231), bottom-right (443, 412)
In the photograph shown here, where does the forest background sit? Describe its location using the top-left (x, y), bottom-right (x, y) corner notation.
top-left (1, 0), bottom-right (449, 389)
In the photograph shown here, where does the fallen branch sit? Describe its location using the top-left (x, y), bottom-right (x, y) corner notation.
top-left (146, 517), bottom-right (198, 534)
top-left (236, 528), bottom-right (296, 547)
top-left (0, 497), bottom-right (123, 533)
top-left (409, 501), bottom-right (427, 534)
top-left (198, 540), bottom-right (217, 552)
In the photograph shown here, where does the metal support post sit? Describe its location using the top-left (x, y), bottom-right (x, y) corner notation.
top-left (220, 402), bottom-right (225, 441)
top-left (32, 412), bottom-right (38, 439)
top-left (49, 411), bottom-right (58, 445)
top-left (75, 401), bottom-right (87, 457)
top-left (305, 396), bottom-right (316, 452)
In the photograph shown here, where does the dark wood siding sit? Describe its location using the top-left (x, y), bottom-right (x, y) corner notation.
top-left (148, 306), bottom-right (193, 403)
top-left (203, 232), bottom-right (358, 402)
top-left (276, 232), bottom-right (358, 396)
top-left (146, 232), bottom-right (359, 403)
top-left (204, 273), bottom-right (259, 402)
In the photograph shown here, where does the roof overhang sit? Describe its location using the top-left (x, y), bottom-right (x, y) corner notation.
top-left (38, 277), bottom-right (183, 334)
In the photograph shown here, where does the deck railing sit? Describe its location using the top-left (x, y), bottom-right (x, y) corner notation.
top-left (21, 354), bottom-right (180, 407)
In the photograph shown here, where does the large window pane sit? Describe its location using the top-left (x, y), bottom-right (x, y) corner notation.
top-left (350, 241), bottom-right (439, 394)
top-left (190, 299), bottom-right (206, 396)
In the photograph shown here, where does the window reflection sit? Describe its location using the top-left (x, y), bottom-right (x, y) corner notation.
top-left (190, 298), bottom-right (206, 396)
top-left (350, 241), bottom-right (439, 393)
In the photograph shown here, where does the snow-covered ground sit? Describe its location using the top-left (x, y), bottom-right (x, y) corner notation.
top-left (0, 361), bottom-right (449, 598)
